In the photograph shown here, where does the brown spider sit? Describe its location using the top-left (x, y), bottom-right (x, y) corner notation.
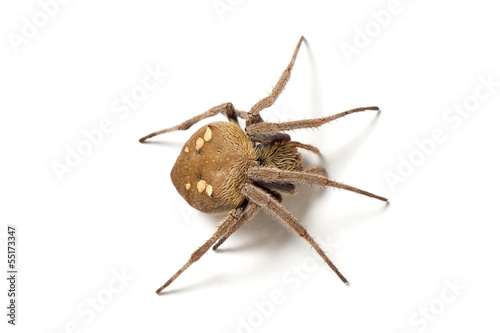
top-left (139, 36), bottom-right (388, 294)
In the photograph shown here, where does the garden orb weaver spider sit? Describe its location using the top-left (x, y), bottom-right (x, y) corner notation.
top-left (139, 36), bottom-right (388, 294)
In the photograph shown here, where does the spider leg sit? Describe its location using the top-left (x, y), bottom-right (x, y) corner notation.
top-left (246, 106), bottom-right (379, 138)
top-left (247, 36), bottom-right (306, 123)
top-left (213, 203), bottom-right (260, 251)
top-left (291, 141), bottom-right (321, 155)
top-left (214, 183), bottom-right (297, 251)
top-left (303, 166), bottom-right (326, 174)
top-left (247, 167), bottom-right (388, 202)
top-left (155, 205), bottom-right (246, 294)
top-left (240, 182), bottom-right (349, 284)
top-left (139, 102), bottom-right (246, 142)
top-left (249, 132), bottom-right (320, 156)
top-left (249, 132), bottom-right (291, 144)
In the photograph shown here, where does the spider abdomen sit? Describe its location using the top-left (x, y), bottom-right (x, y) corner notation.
top-left (170, 121), bottom-right (258, 214)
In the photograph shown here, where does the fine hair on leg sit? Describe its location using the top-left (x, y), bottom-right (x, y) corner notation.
top-left (291, 141), bottom-right (321, 155)
top-left (247, 167), bottom-right (388, 202)
top-left (213, 203), bottom-right (260, 251)
top-left (140, 102), bottom-right (245, 142)
top-left (247, 36), bottom-right (306, 120)
top-left (303, 166), bottom-right (326, 174)
top-left (246, 106), bottom-right (379, 138)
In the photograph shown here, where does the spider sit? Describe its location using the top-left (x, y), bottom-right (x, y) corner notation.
top-left (139, 36), bottom-right (388, 294)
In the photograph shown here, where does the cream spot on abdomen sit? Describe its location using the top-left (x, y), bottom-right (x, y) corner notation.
top-left (195, 137), bottom-right (204, 151)
top-left (197, 180), bottom-right (207, 193)
top-left (204, 126), bottom-right (212, 141)
top-left (206, 184), bottom-right (213, 197)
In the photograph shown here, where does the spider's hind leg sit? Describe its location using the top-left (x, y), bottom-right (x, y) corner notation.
top-left (155, 205), bottom-right (246, 294)
top-left (213, 203), bottom-right (260, 251)
top-left (240, 182), bottom-right (349, 285)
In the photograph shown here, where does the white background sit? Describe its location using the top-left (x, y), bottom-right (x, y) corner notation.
top-left (1, 1), bottom-right (499, 332)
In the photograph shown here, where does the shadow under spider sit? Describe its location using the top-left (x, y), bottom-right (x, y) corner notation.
top-left (212, 184), bottom-right (324, 254)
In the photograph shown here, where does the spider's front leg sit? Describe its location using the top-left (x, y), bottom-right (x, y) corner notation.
top-left (139, 102), bottom-right (247, 142)
top-left (246, 36), bottom-right (306, 126)
top-left (246, 106), bottom-right (380, 139)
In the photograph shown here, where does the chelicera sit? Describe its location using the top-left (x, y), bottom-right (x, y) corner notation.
top-left (139, 36), bottom-right (388, 294)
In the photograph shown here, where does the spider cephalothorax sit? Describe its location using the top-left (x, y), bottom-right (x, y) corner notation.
top-left (140, 36), bottom-right (388, 294)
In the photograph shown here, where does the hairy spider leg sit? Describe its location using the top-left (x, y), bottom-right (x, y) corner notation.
top-left (247, 167), bottom-right (388, 202)
top-left (155, 205), bottom-right (244, 293)
top-left (245, 131), bottom-right (322, 155)
top-left (212, 203), bottom-right (260, 251)
top-left (246, 106), bottom-right (380, 140)
top-left (240, 182), bottom-right (349, 284)
top-left (139, 102), bottom-right (246, 142)
top-left (247, 36), bottom-right (306, 122)
top-left (156, 203), bottom-right (258, 294)
top-left (303, 166), bottom-right (326, 174)
top-left (290, 141), bottom-right (321, 155)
